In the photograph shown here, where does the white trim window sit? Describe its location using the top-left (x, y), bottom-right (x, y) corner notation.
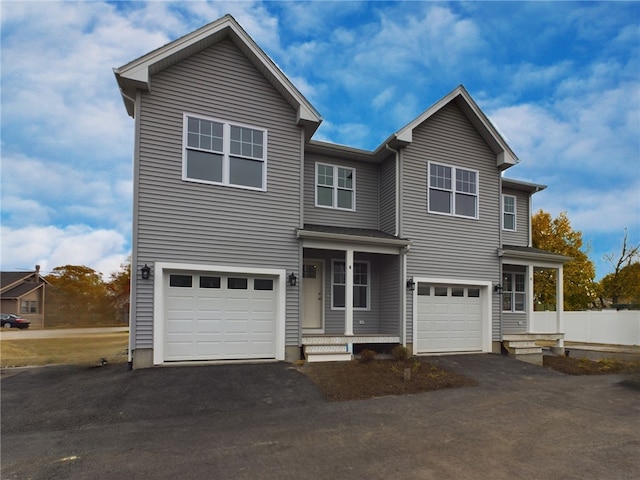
top-left (331, 260), bottom-right (369, 309)
top-left (503, 195), bottom-right (516, 231)
top-left (183, 114), bottom-right (267, 191)
top-left (502, 272), bottom-right (525, 312)
top-left (428, 162), bottom-right (479, 219)
top-left (316, 163), bottom-right (355, 210)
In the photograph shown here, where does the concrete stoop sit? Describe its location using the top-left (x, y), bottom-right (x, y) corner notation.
top-left (502, 333), bottom-right (563, 366)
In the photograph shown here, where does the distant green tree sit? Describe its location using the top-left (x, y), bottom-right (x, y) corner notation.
top-left (45, 265), bottom-right (116, 326)
top-left (531, 210), bottom-right (597, 311)
top-left (106, 260), bottom-right (131, 324)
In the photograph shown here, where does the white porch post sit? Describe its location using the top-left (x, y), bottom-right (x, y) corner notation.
top-left (556, 265), bottom-right (564, 348)
top-left (527, 264), bottom-right (535, 332)
top-left (345, 248), bottom-right (354, 336)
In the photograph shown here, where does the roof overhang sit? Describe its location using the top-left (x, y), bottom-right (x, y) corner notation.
top-left (114, 15), bottom-right (322, 139)
top-left (502, 178), bottom-right (547, 194)
top-left (499, 245), bottom-right (572, 266)
top-left (297, 225), bottom-right (411, 252)
top-left (389, 85), bottom-right (519, 170)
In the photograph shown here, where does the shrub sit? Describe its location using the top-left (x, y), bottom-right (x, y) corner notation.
top-left (359, 349), bottom-right (376, 363)
top-left (391, 345), bottom-right (409, 361)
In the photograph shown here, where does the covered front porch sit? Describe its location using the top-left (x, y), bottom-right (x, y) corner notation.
top-left (499, 245), bottom-right (572, 364)
top-left (297, 224), bottom-right (411, 362)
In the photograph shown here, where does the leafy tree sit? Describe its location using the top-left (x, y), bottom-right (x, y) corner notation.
top-left (45, 265), bottom-right (115, 326)
top-left (599, 230), bottom-right (640, 306)
top-left (531, 210), bottom-right (597, 310)
top-left (106, 260), bottom-right (131, 324)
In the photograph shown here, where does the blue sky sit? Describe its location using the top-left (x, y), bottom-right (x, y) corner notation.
top-left (1, 1), bottom-right (639, 280)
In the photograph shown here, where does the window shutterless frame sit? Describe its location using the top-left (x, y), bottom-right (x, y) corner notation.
top-left (427, 161), bottom-right (479, 219)
top-left (182, 113), bottom-right (267, 191)
top-left (502, 194), bottom-right (517, 231)
top-left (331, 259), bottom-right (370, 310)
top-left (315, 162), bottom-right (356, 211)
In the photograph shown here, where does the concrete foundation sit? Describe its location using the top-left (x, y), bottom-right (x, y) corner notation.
top-left (132, 348), bottom-right (154, 369)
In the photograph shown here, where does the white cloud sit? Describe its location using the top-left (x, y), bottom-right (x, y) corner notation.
top-left (0, 225), bottom-right (129, 279)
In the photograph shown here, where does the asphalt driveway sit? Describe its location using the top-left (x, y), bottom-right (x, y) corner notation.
top-left (2, 355), bottom-right (639, 479)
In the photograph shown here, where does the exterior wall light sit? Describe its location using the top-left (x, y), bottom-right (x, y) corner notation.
top-left (141, 264), bottom-right (151, 280)
top-left (406, 278), bottom-right (416, 291)
top-left (288, 272), bottom-right (297, 287)
top-left (494, 284), bottom-right (504, 293)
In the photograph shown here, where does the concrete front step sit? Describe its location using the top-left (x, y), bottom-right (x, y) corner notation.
top-left (304, 343), bottom-right (353, 363)
top-left (503, 333), bottom-right (564, 342)
top-left (305, 352), bottom-right (353, 363)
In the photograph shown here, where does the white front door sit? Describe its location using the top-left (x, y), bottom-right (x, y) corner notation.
top-left (302, 260), bottom-right (323, 331)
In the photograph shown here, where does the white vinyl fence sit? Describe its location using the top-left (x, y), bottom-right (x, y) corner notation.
top-left (532, 310), bottom-right (640, 346)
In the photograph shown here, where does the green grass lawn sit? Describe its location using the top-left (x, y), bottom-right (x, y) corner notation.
top-left (1, 333), bottom-right (128, 368)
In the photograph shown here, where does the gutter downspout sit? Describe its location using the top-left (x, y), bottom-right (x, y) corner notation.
top-left (128, 90), bottom-right (142, 369)
top-left (498, 176), bottom-right (503, 346)
top-left (386, 143), bottom-right (406, 346)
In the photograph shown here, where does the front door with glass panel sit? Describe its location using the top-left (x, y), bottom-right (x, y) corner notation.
top-left (302, 260), bottom-right (323, 331)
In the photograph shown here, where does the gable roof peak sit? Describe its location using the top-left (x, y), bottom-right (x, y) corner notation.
top-left (114, 14), bottom-right (321, 139)
top-left (390, 84), bottom-right (518, 170)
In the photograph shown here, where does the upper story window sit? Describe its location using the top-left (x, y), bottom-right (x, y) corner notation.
top-left (315, 163), bottom-right (355, 211)
top-left (502, 195), bottom-right (516, 231)
top-left (428, 162), bottom-right (478, 219)
top-left (183, 114), bottom-right (267, 191)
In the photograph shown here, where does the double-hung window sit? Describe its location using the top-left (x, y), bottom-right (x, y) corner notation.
top-left (332, 260), bottom-right (369, 309)
top-left (502, 272), bottom-right (526, 312)
top-left (20, 300), bottom-right (37, 314)
top-left (503, 195), bottom-right (516, 231)
top-left (428, 162), bottom-right (478, 218)
top-left (183, 114), bottom-right (267, 190)
top-left (316, 163), bottom-right (355, 210)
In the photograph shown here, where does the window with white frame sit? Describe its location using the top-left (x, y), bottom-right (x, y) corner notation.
top-left (332, 260), bottom-right (369, 309)
top-left (428, 162), bottom-right (478, 218)
top-left (503, 195), bottom-right (516, 231)
top-left (183, 114), bottom-right (267, 190)
top-left (502, 272), bottom-right (526, 312)
top-left (316, 163), bottom-right (355, 210)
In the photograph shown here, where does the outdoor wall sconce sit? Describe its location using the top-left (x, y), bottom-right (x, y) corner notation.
top-left (141, 264), bottom-right (151, 280)
top-left (494, 284), bottom-right (504, 293)
top-left (288, 272), bottom-right (297, 287)
top-left (406, 278), bottom-right (416, 291)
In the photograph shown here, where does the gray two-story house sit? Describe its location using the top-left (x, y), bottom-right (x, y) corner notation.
top-left (115, 15), bottom-right (569, 369)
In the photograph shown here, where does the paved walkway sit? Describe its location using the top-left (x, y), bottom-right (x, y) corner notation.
top-left (2, 354), bottom-right (639, 479)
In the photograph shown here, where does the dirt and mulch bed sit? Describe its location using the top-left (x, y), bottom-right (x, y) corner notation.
top-left (297, 357), bottom-right (477, 401)
top-left (542, 355), bottom-right (640, 375)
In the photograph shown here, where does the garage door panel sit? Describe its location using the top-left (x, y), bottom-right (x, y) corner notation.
top-left (165, 272), bottom-right (277, 362)
top-left (417, 284), bottom-right (484, 354)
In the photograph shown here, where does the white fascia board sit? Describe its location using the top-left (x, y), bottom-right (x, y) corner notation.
top-left (297, 229), bottom-right (410, 248)
top-left (300, 237), bottom-right (405, 256)
top-left (498, 249), bottom-right (572, 265)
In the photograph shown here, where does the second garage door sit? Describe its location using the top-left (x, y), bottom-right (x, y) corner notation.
top-left (164, 271), bottom-right (277, 361)
top-left (416, 284), bottom-right (483, 354)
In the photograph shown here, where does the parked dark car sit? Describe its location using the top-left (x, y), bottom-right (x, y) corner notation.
top-left (0, 313), bottom-right (30, 329)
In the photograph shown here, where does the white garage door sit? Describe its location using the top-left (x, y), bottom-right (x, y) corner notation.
top-left (164, 271), bottom-right (277, 361)
top-left (416, 284), bottom-right (483, 354)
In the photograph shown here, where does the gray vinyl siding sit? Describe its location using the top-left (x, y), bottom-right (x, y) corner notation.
top-left (303, 152), bottom-right (380, 229)
top-left (401, 102), bottom-right (502, 342)
top-left (379, 254), bottom-right (401, 335)
top-left (502, 187), bottom-right (530, 247)
top-left (379, 156), bottom-right (396, 235)
top-left (133, 39), bottom-right (302, 349)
